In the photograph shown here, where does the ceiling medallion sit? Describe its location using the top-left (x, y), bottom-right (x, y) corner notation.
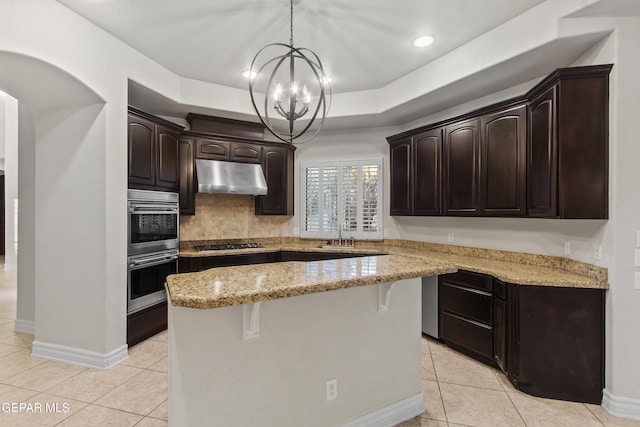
top-left (248, 0), bottom-right (331, 144)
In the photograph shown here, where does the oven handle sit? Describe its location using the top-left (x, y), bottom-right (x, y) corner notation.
top-left (129, 253), bottom-right (179, 269)
top-left (129, 204), bottom-right (179, 214)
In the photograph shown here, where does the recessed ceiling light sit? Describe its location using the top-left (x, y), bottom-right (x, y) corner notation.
top-left (242, 70), bottom-right (257, 80)
top-left (412, 35), bottom-right (436, 48)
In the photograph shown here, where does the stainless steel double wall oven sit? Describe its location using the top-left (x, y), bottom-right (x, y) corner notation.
top-left (127, 189), bottom-right (179, 314)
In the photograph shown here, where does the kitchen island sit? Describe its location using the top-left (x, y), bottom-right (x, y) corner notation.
top-left (166, 254), bottom-right (454, 427)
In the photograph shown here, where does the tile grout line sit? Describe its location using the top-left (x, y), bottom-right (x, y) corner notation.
top-left (583, 402), bottom-right (607, 426)
top-left (499, 374), bottom-right (529, 427)
top-left (427, 338), bottom-right (450, 425)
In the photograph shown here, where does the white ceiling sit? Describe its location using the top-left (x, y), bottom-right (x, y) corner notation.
top-left (54, 0), bottom-right (637, 129)
top-left (57, 0), bottom-right (544, 94)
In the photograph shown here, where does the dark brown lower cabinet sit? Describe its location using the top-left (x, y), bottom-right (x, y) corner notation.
top-left (439, 270), bottom-right (604, 404)
top-left (127, 301), bottom-right (167, 347)
top-left (439, 271), bottom-right (494, 365)
top-left (492, 279), bottom-right (507, 372)
top-left (508, 285), bottom-right (605, 404)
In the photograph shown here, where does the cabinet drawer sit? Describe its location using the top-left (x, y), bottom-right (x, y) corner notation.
top-left (441, 270), bottom-right (492, 292)
top-left (440, 282), bottom-right (493, 324)
top-left (441, 311), bottom-right (493, 360)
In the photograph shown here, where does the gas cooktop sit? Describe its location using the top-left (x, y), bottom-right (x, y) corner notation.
top-left (193, 243), bottom-right (264, 251)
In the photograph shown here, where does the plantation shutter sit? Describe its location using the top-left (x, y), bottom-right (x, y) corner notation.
top-left (302, 159), bottom-right (382, 239)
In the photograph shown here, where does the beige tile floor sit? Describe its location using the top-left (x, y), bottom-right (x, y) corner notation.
top-left (0, 263), bottom-right (638, 426)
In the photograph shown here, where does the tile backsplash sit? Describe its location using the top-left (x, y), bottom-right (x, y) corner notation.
top-left (179, 193), bottom-right (289, 241)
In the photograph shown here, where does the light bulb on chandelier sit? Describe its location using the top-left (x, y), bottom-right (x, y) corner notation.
top-left (248, 0), bottom-right (331, 144)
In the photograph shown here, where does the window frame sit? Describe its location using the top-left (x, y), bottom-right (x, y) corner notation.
top-left (300, 158), bottom-right (383, 240)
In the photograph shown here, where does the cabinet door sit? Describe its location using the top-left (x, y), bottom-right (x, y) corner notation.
top-left (128, 114), bottom-right (156, 188)
top-left (179, 137), bottom-right (196, 215)
top-left (482, 105), bottom-right (526, 216)
top-left (414, 129), bottom-right (442, 215)
top-left (557, 75), bottom-right (609, 219)
top-left (493, 280), bottom-right (507, 372)
top-left (230, 142), bottom-right (261, 164)
top-left (511, 285), bottom-right (605, 403)
top-left (255, 145), bottom-right (293, 215)
top-left (196, 138), bottom-right (230, 160)
top-left (527, 86), bottom-right (557, 217)
top-left (389, 139), bottom-right (413, 215)
top-left (444, 118), bottom-right (480, 215)
top-left (155, 125), bottom-right (180, 191)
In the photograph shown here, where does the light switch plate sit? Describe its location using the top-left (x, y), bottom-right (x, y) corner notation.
top-left (635, 272), bottom-right (640, 290)
top-left (635, 249), bottom-right (640, 267)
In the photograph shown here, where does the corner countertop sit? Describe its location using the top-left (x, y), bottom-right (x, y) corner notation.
top-left (167, 238), bottom-right (608, 310)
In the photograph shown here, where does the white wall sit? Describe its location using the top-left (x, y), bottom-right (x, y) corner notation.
top-left (16, 103), bottom-right (36, 330)
top-left (0, 0), bottom-right (183, 363)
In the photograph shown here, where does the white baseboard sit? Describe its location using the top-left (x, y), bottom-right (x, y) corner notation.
top-left (14, 319), bottom-right (34, 334)
top-left (3, 263), bottom-right (16, 271)
top-left (602, 389), bottom-right (640, 421)
top-left (32, 341), bottom-right (128, 370)
top-left (341, 392), bottom-right (425, 427)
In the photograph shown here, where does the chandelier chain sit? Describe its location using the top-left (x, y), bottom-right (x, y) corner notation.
top-left (289, 0), bottom-right (294, 47)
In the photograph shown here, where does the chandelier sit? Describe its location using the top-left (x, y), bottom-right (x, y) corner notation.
top-left (248, 0), bottom-right (331, 144)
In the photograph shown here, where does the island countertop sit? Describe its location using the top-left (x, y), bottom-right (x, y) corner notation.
top-left (166, 254), bottom-right (456, 309)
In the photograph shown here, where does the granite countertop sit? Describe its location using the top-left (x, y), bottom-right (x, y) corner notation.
top-left (166, 254), bottom-right (455, 309)
top-left (169, 239), bottom-right (608, 309)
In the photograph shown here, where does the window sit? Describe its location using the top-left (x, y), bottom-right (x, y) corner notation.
top-left (301, 159), bottom-right (383, 239)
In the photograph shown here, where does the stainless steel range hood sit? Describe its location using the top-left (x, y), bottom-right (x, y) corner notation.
top-left (195, 159), bottom-right (268, 196)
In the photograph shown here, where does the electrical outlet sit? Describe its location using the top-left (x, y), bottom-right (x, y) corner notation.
top-left (326, 379), bottom-right (337, 401)
top-left (635, 249), bottom-right (640, 267)
top-left (564, 241), bottom-right (571, 255)
top-left (447, 233), bottom-right (454, 243)
top-left (594, 245), bottom-right (602, 261)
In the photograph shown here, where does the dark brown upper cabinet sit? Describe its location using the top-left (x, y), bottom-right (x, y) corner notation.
top-left (179, 136), bottom-right (196, 215)
top-left (128, 107), bottom-right (183, 192)
top-left (196, 137), bottom-right (230, 160)
top-left (482, 104), bottom-right (526, 216)
top-left (414, 129), bottom-right (443, 215)
top-left (128, 114), bottom-right (155, 188)
top-left (255, 144), bottom-right (295, 215)
top-left (387, 64), bottom-right (612, 219)
top-left (528, 87), bottom-right (557, 217)
top-left (527, 65), bottom-right (611, 218)
top-left (231, 142), bottom-right (261, 164)
top-left (444, 118), bottom-right (480, 215)
top-left (389, 129), bottom-right (442, 216)
top-left (389, 138), bottom-right (413, 215)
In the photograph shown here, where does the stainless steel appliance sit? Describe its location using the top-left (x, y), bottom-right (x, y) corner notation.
top-left (128, 189), bottom-right (179, 255)
top-left (195, 159), bottom-right (268, 195)
top-left (127, 249), bottom-right (178, 314)
top-left (127, 189), bottom-right (179, 314)
top-left (422, 276), bottom-right (439, 338)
